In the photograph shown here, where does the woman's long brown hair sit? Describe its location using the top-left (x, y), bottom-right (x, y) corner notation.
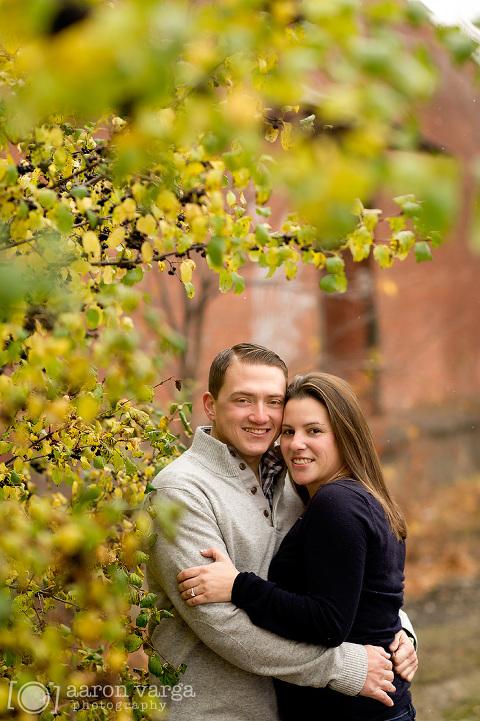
top-left (286, 372), bottom-right (407, 541)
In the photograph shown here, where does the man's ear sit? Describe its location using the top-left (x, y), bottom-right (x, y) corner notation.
top-left (203, 392), bottom-right (216, 422)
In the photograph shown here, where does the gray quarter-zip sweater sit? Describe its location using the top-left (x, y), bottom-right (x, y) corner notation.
top-left (145, 427), bottom-right (367, 720)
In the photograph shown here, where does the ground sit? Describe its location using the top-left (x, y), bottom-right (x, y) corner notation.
top-left (406, 577), bottom-right (480, 720)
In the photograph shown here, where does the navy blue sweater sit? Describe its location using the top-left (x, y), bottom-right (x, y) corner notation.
top-left (232, 478), bottom-right (412, 720)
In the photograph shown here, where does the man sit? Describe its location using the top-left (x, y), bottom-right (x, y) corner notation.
top-left (145, 344), bottom-right (417, 720)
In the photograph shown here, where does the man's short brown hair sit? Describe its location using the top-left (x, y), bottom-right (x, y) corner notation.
top-left (208, 343), bottom-right (288, 399)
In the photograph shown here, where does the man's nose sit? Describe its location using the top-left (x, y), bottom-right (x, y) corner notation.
top-left (249, 403), bottom-right (269, 424)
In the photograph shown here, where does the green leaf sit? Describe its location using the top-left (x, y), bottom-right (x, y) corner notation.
top-left (123, 267), bottom-right (144, 286)
top-left (255, 224), bottom-right (270, 244)
top-left (325, 256), bottom-right (344, 274)
top-left (219, 268), bottom-right (232, 293)
top-left (394, 194), bottom-right (416, 207)
top-left (140, 593), bottom-right (157, 608)
top-left (232, 272), bottom-right (245, 295)
top-left (17, 200), bottom-right (29, 219)
top-left (319, 274), bottom-right (337, 293)
top-left (414, 241), bottom-right (433, 262)
top-left (130, 573), bottom-right (144, 589)
top-left (440, 28), bottom-right (479, 64)
top-left (70, 185), bottom-right (89, 199)
top-left (135, 611), bottom-right (150, 627)
top-left (137, 384), bottom-right (154, 402)
top-left (56, 203), bottom-right (74, 233)
top-left (184, 281), bottom-right (195, 298)
top-left (86, 307), bottom-right (100, 329)
top-left (52, 467), bottom-right (64, 485)
top-left (37, 189), bottom-right (57, 209)
top-left (86, 209), bottom-right (99, 229)
top-left (9, 471), bottom-right (22, 485)
top-left (374, 244), bottom-right (394, 268)
top-left (148, 654), bottom-right (165, 678)
top-left (401, 201), bottom-right (423, 218)
top-left (4, 165), bottom-right (18, 184)
top-left (125, 457), bottom-right (139, 476)
top-left (207, 236), bottom-right (225, 269)
top-left (125, 634), bottom-right (143, 653)
top-left (429, 231), bottom-right (443, 249)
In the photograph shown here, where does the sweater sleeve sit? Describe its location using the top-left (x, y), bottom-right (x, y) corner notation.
top-left (232, 483), bottom-right (369, 647)
top-left (146, 484), bottom-right (368, 696)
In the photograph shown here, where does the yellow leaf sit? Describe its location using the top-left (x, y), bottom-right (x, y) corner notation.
top-left (280, 122), bottom-right (293, 150)
top-left (13, 457), bottom-right (23, 473)
top-left (226, 190), bottom-right (236, 207)
top-left (205, 168), bottom-right (223, 191)
top-left (266, 247), bottom-right (279, 266)
top-left (112, 205), bottom-right (127, 224)
top-left (71, 258), bottom-right (92, 274)
top-left (103, 266), bottom-right (115, 284)
top-left (141, 241), bottom-right (153, 263)
top-left (265, 124), bottom-right (279, 143)
top-left (82, 231), bottom-right (101, 261)
top-left (284, 259), bottom-right (297, 280)
top-left (137, 214), bottom-right (157, 236)
top-left (76, 395), bottom-right (100, 423)
top-left (123, 197), bottom-right (137, 217)
top-left (180, 258), bottom-right (196, 284)
top-left (74, 611), bottom-right (104, 644)
top-left (108, 226), bottom-right (125, 248)
top-left (312, 251), bottom-right (326, 269)
top-left (9, 219), bottom-right (29, 242)
top-left (157, 189), bottom-right (180, 218)
top-left (191, 215), bottom-right (207, 241)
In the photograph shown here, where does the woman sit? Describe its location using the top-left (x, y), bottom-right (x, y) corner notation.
top-left (177, 373), bottom-right (415, 721)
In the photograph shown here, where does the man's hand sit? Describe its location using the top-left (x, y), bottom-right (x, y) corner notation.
top-left (390, 629), bottom-right (418, 682)
top-left (360, 646), bottom-right (395, 707)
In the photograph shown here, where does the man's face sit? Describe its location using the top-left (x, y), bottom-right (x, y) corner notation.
top-left (203, 361), bottom-right (286, 470)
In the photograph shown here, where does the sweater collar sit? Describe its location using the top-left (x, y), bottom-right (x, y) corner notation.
top-left (189, 426), bottom-right (241, 477)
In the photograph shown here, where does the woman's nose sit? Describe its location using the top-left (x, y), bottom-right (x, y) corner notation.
top-left (290, 433), bottom-right (306, 450)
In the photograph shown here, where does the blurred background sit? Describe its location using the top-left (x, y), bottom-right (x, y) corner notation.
top-left (145, 4), bottom-right (480, 717)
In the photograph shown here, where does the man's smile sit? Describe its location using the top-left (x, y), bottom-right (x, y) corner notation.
top-left (243, 428), bottom-right (270, 435)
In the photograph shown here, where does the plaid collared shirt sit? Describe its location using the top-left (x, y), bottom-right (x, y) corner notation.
top-left (259, 447), bottom-right (285, 510)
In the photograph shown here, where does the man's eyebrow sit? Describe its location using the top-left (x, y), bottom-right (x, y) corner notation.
top-left (230, 391), bottom-right (285, 399)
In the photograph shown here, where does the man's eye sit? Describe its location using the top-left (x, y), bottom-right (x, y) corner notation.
top-left (269, 400), bottom-right (284, 406)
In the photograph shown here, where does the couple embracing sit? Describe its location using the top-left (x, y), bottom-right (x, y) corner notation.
top-left (146, 343), bottom-right (417, 721)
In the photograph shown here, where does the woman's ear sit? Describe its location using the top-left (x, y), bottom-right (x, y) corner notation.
top-left (203, 392), bottom-right (216, 422)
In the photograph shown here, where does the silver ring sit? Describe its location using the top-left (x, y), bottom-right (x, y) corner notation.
top-left (190, 587), bottom-right (195, 598)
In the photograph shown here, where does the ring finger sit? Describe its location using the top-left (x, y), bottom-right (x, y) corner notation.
top-left (180, 585), bottom-right (198, 601)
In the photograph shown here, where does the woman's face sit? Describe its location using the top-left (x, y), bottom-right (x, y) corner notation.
top-left (280, 396), bottom-right (345, 498)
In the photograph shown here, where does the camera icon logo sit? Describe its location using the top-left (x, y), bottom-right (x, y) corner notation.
top-left (8, 681), bottom-right (60, 714)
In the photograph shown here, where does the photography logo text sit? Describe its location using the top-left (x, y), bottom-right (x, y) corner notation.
top-left (8, 680), bottom-right (195, 714)
top-left (8, 681), bottom-right (60, 715)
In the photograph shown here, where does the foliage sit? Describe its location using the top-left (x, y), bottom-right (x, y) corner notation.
top-left (0, 0), bottom-right (478, 718)
top-left (405, 473), bottom-right (480, 599)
